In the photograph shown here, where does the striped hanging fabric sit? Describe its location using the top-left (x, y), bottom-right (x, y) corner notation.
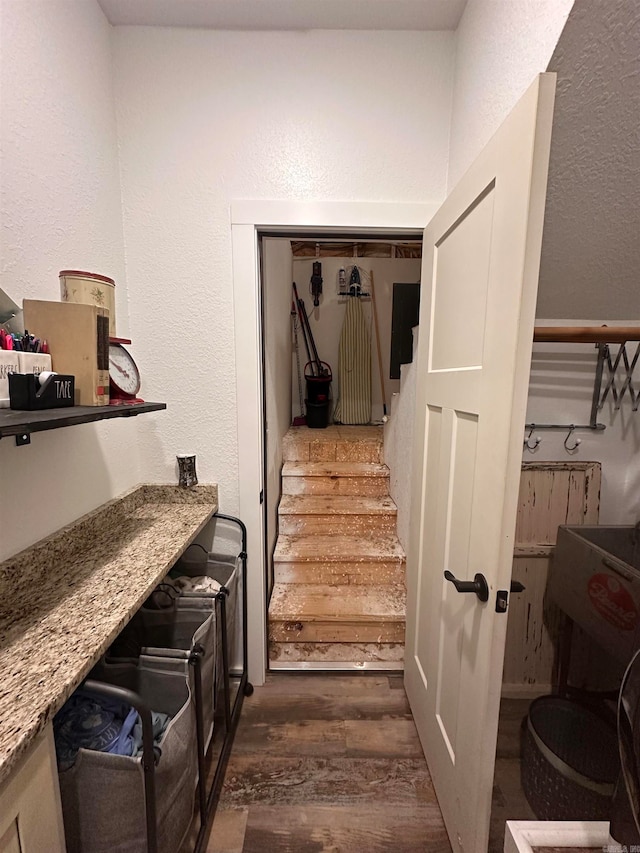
top-left (333, 296), bottom-right (371, 425)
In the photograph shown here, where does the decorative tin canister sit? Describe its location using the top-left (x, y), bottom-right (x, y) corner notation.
top-left (59, 270), bottom-right (116, 337)
top-left (177, 454), bottom-right (198, 488)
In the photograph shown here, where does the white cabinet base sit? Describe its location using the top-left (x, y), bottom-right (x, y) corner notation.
top-left (0, 725), bottom-right (66, 853)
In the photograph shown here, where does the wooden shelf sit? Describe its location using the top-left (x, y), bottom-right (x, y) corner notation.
top-left (534, 325), bottom-right (640, 343)
top-left (0, 402), bottom-right (166, 443)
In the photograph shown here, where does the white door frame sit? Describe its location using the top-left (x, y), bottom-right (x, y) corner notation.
top-left (231, 199), bottom-right (438, 685)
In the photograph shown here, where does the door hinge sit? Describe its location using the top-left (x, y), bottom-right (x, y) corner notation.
top-left (259, 490), bottom-right (264, 504)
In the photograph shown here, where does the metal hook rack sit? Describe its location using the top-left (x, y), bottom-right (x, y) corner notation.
top-left (563, 425), bottom-right (581, 452)
top-left (524, 326), bottom-right (640, 451)
top-left (524, 426), bottom-right (541, 451)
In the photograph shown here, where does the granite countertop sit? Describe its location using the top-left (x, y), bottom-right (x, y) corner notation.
top-left (0, 483), bottom-right (218, 786)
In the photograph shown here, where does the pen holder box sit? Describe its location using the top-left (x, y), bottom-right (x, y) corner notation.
top-left (9, 373), bottom-right (75, 411)
top-left (18, 352), bottom-right (52, 376)
top-left (0, 351), bottom-right (20, 409)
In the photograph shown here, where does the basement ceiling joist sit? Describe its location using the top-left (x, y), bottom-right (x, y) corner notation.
top-left (291, 241), bottom-right (422, 259)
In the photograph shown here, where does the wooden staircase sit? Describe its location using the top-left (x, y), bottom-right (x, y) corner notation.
top-left (268, 426), bottom-right (406, 668)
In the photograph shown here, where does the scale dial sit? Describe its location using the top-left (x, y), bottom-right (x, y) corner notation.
top-left (109, 343), bottom-right (141, 397)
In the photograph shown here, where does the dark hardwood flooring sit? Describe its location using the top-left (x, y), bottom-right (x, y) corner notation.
top-left (205, 675), bottom-right (451, 853)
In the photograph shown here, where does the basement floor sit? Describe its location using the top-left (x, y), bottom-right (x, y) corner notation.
top-left (205, 674), bottom-right (451, 852)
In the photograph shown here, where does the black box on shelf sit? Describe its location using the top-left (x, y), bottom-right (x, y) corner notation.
top-left (9, 373), bottom-right (75, 411)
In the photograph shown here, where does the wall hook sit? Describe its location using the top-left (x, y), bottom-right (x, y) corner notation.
top-left (564, 425), bottom-right (581, 452)
top-left (524, 426), bottom-right (541, 451)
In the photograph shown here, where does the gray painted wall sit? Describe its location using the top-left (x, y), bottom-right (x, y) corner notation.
top-left (538, 0), bottom-right (640, 319)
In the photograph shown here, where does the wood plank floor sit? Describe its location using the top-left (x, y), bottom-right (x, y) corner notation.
top-left (205, 675), bottom-right (451, 853)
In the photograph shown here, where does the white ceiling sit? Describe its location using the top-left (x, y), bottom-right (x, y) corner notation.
top-left (538, 0), bottom-right (640, 319)
top-left (97, 0), bottom-right (467, 30)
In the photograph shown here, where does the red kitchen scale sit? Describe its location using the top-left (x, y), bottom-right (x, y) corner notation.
top-left (108, 337), bottom-right (144, 405)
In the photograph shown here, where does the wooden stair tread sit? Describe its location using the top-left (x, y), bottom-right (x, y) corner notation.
top-left (278, 495), bottom-right (397, 516)
top-left (274, 534), bottom-right (405, 562)
top-left (282, 462), bottom-right (389, 478)
top-left (269, 583), bottom-right (406, 622)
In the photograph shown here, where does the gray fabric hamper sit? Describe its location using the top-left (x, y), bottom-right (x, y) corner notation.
top-left (58, 656), bottom-right (196, 853)
top-left (173, 559), bottom-right (240, 689)
top-left (109, 608), bottom-right (216, 749)
top-left (172, 525), bottom-right (242, 682)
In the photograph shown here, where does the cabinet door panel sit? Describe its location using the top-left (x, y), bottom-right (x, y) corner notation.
top-left (0, 726), bottom-right (66, 853)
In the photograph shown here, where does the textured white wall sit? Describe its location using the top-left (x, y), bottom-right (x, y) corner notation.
top-left (0, 0), bottom-right (142, 560)
top-left (263, 238), bottom-right (293, 592)
top-left (293, 257), bottom-right (422, 423)
top-left (112, 27), bottom-right (455, 512)
top-left (447, 0), bottom-right (574, 190)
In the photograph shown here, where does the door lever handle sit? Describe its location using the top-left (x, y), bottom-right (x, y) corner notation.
top-left (510, 580), bottom-right (525, 593)
top-left (444, 570), bottom-right (489, 602)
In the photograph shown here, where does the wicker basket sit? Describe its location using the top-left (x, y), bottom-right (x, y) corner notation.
top-left (521, 695), bottom-right (619, 820)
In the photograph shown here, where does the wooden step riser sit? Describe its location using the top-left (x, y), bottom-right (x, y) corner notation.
top-left (283, 441), bottom-right (384, 464)
top-left (269, 621), bottom-right (405, 644)
top-left (274, 561), bottom-right (405, 585)
top-left (269, 641), bottom-right (404, 663)
top-left (278, 514), bottom-right (397, 536)
top-left (282, 476), bottom-right (389, 497)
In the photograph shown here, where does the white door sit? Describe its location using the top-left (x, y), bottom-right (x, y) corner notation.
top-left (404, 73), bottom-right (556, 853)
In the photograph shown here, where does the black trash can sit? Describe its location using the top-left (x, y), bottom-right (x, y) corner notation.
top-left (305, 398), bottom-right (330, 428)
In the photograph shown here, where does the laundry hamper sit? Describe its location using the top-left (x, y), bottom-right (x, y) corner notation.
top-left (173, 557), bottom-right (240, 685)
top-left (57, 656), bottom-right (196, 853)
top-left (171, 514), bottom-right (244, 681)
top-left (109, 607), bottom-right (216, 750)
top-left (521, 695), bottom-right (619, 820)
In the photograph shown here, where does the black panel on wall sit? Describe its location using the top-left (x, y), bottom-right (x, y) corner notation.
top-left (390, 282), bottom-right (420, 380)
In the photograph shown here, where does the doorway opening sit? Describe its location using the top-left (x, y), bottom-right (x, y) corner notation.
top-left (258, 230), bottom-right (423, 672)
top-left (230, 200), bottom-right (437, 688)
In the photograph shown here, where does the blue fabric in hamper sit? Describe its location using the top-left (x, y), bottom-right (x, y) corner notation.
top-left (54, 688), bottom-right (169, 770)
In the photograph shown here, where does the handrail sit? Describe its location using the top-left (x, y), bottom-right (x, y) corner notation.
top-left (534, 326), bottom-right (640, 344)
